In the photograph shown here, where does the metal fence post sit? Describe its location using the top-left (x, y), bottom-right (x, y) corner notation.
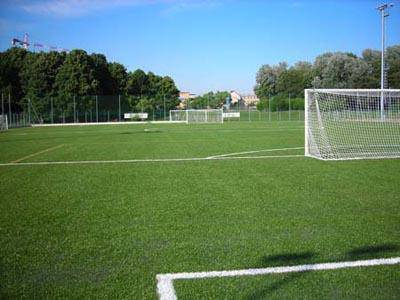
top-left (73, 95), bottom-right (76, 123)
top-left (28, 99), bottom-right (31, 125)
top-left (268, 96), bottom-right (271, 122)
top-left (8, 93), bottom-right (11, 126)
top-left (51, 97), bottom-right (54, 123)
top-left (96, 95), bottom-right (98, 122)
top-left (118, 95), bottom-right (121, 122)
top-left (1, 93), bottom-right (4, 115)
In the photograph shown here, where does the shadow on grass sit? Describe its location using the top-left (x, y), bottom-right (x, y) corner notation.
top-left (260, 251), bottom-right (315, 267)
top-left (346, 244), bottom-right (400, 260)
top-left (246, 251), bottom-right (315, 299)
top-left (247, 245), bottom-right (399, 299)
top-left (247, 272), bottom-right (303, 300)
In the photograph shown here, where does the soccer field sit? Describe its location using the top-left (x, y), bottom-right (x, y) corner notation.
top-left (0, 121), bottom-right (399, 299)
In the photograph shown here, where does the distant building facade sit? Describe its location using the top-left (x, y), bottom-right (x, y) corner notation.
top-left (229, 91), bottom-right (259, 107)
top-left (178, 91), bottom-right (197, 108)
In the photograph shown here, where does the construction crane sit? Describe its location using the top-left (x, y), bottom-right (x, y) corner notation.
top-left (11, 33), bottom-right (69, 52)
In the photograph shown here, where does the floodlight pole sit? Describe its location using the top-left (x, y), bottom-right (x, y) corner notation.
top-left (377, 3), bottom-right (393, 120)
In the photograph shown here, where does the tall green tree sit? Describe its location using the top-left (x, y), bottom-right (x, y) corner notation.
top-left (387, 45), bottom-right (400, 89)
top-left (312, 52), bottom-right (372, 89)
top-left (20, 51), bottom-right (66, 115)
top-left (108, 62), bottom-right (128, 94)
top-left (53, 49), bottom-right (97, 113)
top-left (0, 47), bottom-right (28, 106)
top-left (254, 62), bottom-right (288, 99)
top-left (91, 53), bottom-right (114, 95)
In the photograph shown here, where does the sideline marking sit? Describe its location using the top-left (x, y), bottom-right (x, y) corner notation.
top-left (0, 154), bottom-right (304, 167)
top-left (10, 144), bottom-right (65, 163)
top-left (31, 121), bottom-right (186, 127)
top-left (156, 257), bottom-right (400, 300)
top-left (206, 147), bottom-right (304, 159)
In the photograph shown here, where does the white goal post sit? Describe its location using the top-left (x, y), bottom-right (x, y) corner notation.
top-left (169, 109), bottom-right (224, 124)
top-left (305, 89), bottom-right (400, 160)
top-left (0, 115), bottom-right (8, 131)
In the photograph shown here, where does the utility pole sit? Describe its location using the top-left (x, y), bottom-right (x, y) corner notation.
top-left (377, 3), bottom-right (393, 120)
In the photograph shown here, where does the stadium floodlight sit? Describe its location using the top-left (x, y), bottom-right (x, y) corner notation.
top-left (305, 89), bottom-right (400, 160)
top-left (170, 109), bottom-right (224, 124)
top-left (377, 3), bottom-right (394, 119)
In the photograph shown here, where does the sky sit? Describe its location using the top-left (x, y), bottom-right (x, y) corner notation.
top-left (0, 0), bottom-right (399, 94)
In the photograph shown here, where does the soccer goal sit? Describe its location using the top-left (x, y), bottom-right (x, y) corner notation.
top-left (0, 115), bottom-right (8, 131)
top-left (169, 109), bottom-right (224, 124)
top-left (305, 89), bottom-right (400, 160)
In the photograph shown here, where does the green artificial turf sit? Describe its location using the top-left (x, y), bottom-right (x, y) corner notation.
top-left (0, 121), bottom-right (399, 299)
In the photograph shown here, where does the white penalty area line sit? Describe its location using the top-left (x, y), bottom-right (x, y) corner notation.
top-left (156, 257), bottom-right (400, 300)
top-left (0, 154), bottom-right (304, 167)
top-left (206, 147), bottom-right (304, 159)
top-left (10, 144), bottom-right (65, 163)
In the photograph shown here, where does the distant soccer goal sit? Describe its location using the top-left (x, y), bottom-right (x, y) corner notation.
top-left (0, 115), bottom-right (8, 131)
top-left (305, 89), bottom-right (400, 160)
top-left (169, 109), bottom-right (224, 124)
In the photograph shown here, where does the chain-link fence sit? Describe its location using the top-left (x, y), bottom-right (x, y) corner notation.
top-left (224, 108), bottom-right (304, 122)
top-left (1, 93), bottom-right (305, 128)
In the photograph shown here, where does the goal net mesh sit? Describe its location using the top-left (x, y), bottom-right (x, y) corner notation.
top-left (0, 115), bottom-right (8, 131)
top-left (305, 89), bottom-right (400, 160)
top-left (170, 109), bottom-right (223, 123)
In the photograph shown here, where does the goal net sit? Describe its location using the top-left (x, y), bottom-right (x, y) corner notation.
top-left (305, 89), bottom-right (400, 160)
top-left (170, 109), bottom-right (224, 124)
top-left (0, 115), bottom-right (8, 131)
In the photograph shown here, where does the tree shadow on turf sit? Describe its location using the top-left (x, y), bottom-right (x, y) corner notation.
top-left (246, 251), bottom-right (315, 299)
top-left (246, 245), bottom-right (399, 299)
top-left (346, 243), bottom-right (400, 260)
top-left (259, 251), bottom-right (315, 267)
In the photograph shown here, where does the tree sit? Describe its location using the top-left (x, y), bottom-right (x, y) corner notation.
top-left (387, 45), bottom-right (400, 89)
top-left (108, 62), bottom-right (128, 95)
top-left (158, 76), bottom-right (180, 111)
top-left (361, 49), bottom-right (381, 88)
top-left (126, 69), bottom-right (148, 97)
top-left (312, 52), bottom-right (371, 89)
top-left (187, 91), bottom-right (228, 109)
top-left (0, 47), bottom-right (29, 106)
top-left (53, 50), bottom-right (97, 114)
top-left (20, 51), bottom-right (66, 116)
top-left (276, 61), bottom-right (313, 97)
top-left (254, 62), bottom-right (288, 99)
top-left (91, 53), bottom-right (113, 95)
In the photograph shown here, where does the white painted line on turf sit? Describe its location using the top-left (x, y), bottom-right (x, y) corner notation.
top-left (31, 121), bottom-right (186, 127)
top-left (206, 147), bottom-right (304, 159)
top-left (10, 144), bottom-right (65, 163)
top-left (156, 257), bottom-right (400, 300)
top-left (0, 154), bottom-right (304, 167)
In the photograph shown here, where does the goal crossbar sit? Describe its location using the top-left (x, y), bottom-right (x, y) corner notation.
top-left (169, 109), bottom-right (224, 124)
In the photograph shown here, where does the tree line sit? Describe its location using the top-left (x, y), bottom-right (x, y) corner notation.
top-left (254, 45), bottom-right (400, 111)
top-left (187, 91), bottom-right (230, 109)
top-left (0, 47), bottom-right (180, 115)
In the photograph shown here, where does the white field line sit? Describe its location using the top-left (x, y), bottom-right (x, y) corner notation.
top-left (0, 154), bottom-right (304, 167)
top-left (10, 144), bottom-right (65, 163)
top-left (207, 147), bottom-right (304, 159)
top-left (31, 121), bottom-right (186, 127)
top-left (156, 257), bottom-right (400, 300)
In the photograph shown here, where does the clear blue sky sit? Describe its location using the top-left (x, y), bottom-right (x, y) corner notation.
top-left (0, 0), bottom-right (399, 94)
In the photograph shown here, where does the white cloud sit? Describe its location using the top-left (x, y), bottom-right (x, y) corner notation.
top-left (13, 0), bottom-right (226, 18)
